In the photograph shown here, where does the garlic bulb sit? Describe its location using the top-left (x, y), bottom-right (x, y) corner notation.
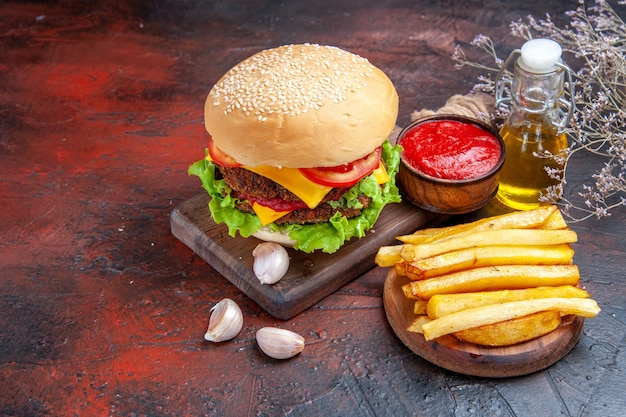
top-left (256, 327), bottom-right (305, 359)
top-left (204, 298), bottom-right (243, 342)
top-left (252, 242), bottom-right (290, 284)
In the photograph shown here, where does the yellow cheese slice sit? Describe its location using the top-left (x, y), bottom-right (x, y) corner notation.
top-left (244, 165), bottom-right (333, 209)
top-left (251, 202), bottom-right (290, 226)
top-left (206, 152), bottom-right (331, 209)
top-left (250, 163), bottom-right (389, 226)
top-left (373, 162), bottom-right (390, 185)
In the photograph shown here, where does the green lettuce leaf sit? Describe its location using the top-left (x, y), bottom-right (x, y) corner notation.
top-left (188, 140), bottom-right (402, 253)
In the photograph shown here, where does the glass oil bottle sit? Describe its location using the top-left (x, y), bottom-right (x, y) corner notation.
top-left (495, 39), bottom-right (575, 210)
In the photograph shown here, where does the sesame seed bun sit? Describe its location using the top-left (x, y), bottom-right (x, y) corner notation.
top-left (204, 44), bottom-right (399, 168)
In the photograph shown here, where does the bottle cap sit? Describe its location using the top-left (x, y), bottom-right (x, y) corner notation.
top-left (519, 39), bottom-right (562, 73)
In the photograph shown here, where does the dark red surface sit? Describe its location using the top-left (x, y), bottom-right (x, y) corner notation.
top-left (1, 1), bottom-right (625, 416)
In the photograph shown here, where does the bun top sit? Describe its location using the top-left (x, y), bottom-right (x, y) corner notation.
top-left (204, 44), bottom-right (398, 168)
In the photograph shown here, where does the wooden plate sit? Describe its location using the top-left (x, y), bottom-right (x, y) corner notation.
top-left (383, 269), bottom-right (584, 377)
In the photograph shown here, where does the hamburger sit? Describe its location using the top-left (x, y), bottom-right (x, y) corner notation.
top-left (189, 44), bottom-right (402, 253)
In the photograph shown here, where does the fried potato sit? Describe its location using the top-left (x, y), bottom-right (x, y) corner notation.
top-left (394, 260), bottom-right (408, 277)
top-left (375, 245), bottom-right (404, 267)
top-left (453, 311), bottom-right (562, 346)
top-left (413, 300), bottom-right (428, 315)
top-left (541, 209), bottom-right (568, 230)
top-left (397, 205), bottom-right (558, 245)
top-left (401, 282), bottom-right (419, 300)
top-left (400, 229), bottom-right (578, 261)
top-left (408, 264), bottom-right (580, 300)
top-left (427, 285), bottom-right (590, 319)
top-left (421, 297), bottom-right (600, 341)
top-left (379, 206), bottom-right (599, 347)
top-left (397, 222), bottom-right (478, 245)
top-left (407, 315), bottom-right (431, 333)
top-left (406, 244), bottom-right (575, 280)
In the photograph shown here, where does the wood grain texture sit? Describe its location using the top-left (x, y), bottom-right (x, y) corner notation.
top-left (171, 193), bottom-right (442, 319)
top-left (383, 269), bottom-right (584, 377)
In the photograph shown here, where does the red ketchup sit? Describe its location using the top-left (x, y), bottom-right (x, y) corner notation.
top-left (401, 120), bottom-right (501, 180)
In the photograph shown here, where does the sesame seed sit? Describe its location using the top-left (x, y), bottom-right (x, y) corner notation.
top-left (209, 44), bottom-right (374, 121)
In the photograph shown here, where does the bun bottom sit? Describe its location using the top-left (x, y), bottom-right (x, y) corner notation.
top-left (252, 227), bottom-right (296, 247)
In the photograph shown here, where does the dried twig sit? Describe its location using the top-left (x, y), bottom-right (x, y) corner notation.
top-left (453, 0), bottom-right (626, 221)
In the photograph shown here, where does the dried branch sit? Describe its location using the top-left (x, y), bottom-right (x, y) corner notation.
top-left (453, 0), bottom-right (626, 221)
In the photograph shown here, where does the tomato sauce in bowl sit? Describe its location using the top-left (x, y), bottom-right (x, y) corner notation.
top-left (400, 119), bottom-right (502, 180)
top-left (397, 115), bottom-right (505, 214)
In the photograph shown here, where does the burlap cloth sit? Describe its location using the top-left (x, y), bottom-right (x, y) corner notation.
top-left (410, 93), bottom-right (495, 125)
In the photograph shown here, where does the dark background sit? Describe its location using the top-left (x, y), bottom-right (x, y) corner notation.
top-left (1, 1), bottom-right (625, 416)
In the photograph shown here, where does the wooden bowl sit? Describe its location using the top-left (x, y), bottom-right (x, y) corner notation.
top-left (397, 115), bottom-right (505, 214)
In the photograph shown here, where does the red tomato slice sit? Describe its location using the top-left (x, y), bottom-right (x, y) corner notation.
top-left (207, 136), bottom-right (241, 168)
top-left (299, 147), bottom-right (382, 187)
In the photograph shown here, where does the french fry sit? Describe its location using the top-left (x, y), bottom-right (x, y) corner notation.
top-left (397, 222), bottom-right (477, 244)
top-left (421, 297), bottom-right (601, 340)
top-left (400, 225), bottom-right (445, 239)
top-left (375, 245), bottom-right (404, 267)
top-left (400, 229), bottom-right (578, 261)
top-left (394, 260), bottom-right (408, 277)
top-left (397, 205), bottom-right (558, 245)
top-left (414, 300), bottom-right (428, 315)
top-left (453, 311), bottom-right (561, 346)
top-left (407, 315), bottom-right (431, 333)
top-left (406, 244), bottom-right (575, 280)
top-left (408, 264), bottom-right (580, 300)
top-left (540, 209), bottom-right (568, 230)
top-left (426, 285), bottom-right (590, 319)
top-left (380, 206), bottom-right (599, 347)
top-left (401, 283), bottom-right (419, 300)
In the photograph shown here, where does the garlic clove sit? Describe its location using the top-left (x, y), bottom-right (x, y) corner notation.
top-left (204, 298), bottom-right (243, 342)
top-left (255, 327), bottom-right (305, 359)
top-left (252, 242), bottom-right (290, 284)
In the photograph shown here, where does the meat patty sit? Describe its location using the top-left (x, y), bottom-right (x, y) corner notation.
top-left (217, 166), bottom-right (372, 224)
top-left (218, 166), bottom-right (332, 202)
top-left (236, 195), bottom-right (371, 224)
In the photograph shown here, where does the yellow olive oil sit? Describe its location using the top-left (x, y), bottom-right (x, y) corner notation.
top-left (496, 121), bottom-right (568, 210)
top-left (495, 39), bottom-right (575, 211)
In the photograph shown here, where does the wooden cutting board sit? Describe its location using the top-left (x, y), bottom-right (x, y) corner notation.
top-left (170, 192), bottom-right (442, 319)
